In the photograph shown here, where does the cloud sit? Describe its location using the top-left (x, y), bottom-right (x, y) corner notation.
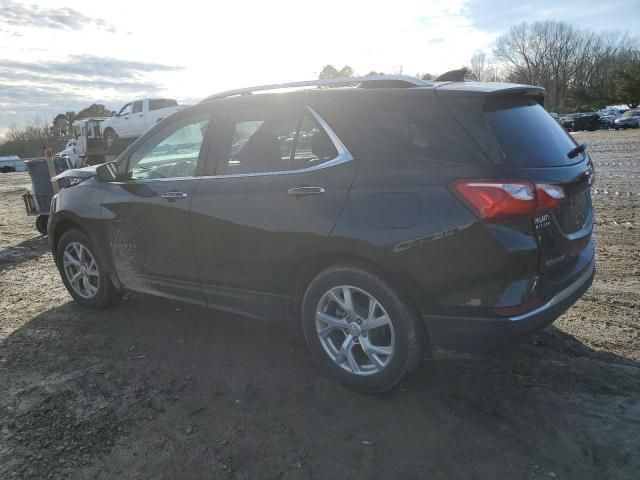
top-left (463, 0), bottom-right (640, 33)
top-left (0, 0), bottom-right (116, 32)
top-left (0, 55), bottom-right (183, 81)
top-left (0, 56), bottom-right (185, 128)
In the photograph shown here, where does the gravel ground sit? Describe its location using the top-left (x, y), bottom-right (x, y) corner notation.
top-left (1, 129), bottom-right (639, 480)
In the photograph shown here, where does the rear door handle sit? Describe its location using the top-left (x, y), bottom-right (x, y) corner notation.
top-left (287, 186), bottom-right (325, 197)
top-left (161, 191), bottom-right (188, 200)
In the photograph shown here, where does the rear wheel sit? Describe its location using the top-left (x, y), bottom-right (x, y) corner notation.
top-left (301, 265), bottom-right (425, 393)
top-left (104, 129), bottom-right (117, 149)
top-left (56, 230), bottom-right (119, 308)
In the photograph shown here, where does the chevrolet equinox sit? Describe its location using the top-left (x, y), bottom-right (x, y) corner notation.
top-left (49, 75), bottom-right (595, 392)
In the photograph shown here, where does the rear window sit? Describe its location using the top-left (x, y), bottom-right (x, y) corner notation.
top-left (149, 99), bottom-right (178, 111)
top-left (485, 98), bottom-right (580, 167)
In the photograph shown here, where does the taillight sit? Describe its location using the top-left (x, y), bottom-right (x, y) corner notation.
top-left (535, 183), bottom-right (566, 211)
top-left (452, 180), bottom-right (566, 220)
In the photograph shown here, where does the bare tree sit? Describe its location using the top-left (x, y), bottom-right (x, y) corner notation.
top-left (466, 52), bottom-right (504, 82)
top-left (0, 118), bottom-right (66, 158)
top-left (318, 65), bottom-right (354, 79)
top-left (494, 20), bottom-right (640, 111)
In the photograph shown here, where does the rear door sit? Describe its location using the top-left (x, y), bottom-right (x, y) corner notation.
top-left (190, 99), bottom-right (357, 319)
top-left (481, 96), bottom-right (594, 274)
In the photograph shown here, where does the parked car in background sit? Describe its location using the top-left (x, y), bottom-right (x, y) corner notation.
top-left (614, 109), bottom-right (640, 129)
top-left (0, 156), bottom-right (25, 173)
top-left (560, 113), bottom-right (581, 130)
top-left (48, 76), bottom-right (595, 392)
top-left (599, 114), bottom-right (618, 128)
top-left (549, 112), bottom-right (562, 124)
top-left (572, 113), bottom-right (600, 131)
top-left (101, 98), bottom-right (184, 148)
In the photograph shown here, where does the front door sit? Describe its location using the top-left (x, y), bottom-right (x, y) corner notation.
top-left (100, 110), bottom-right (213, 303)
top-left (190, 100), bottom-right (357, 319)
top-left (114, 102), bottom-right (134, 137)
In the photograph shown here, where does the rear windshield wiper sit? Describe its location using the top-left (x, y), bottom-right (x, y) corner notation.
top-left (567, 143), bottom-right (587, 159)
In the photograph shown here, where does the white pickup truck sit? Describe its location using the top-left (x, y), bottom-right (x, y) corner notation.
top-left (101, 98), bottom-right (183, 148)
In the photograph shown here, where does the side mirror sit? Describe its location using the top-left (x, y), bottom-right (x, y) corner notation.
top-left (96, 161), bottom-right (119, 182)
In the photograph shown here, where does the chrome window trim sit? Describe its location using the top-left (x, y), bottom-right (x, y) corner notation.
top-left (130, 106), bottom-right (353, 183)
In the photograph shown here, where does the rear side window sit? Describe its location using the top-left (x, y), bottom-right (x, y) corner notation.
top-left (345, 96), bottom-right (483, 164)
top-left (484, 98), bottom-right (579, 167)
top-left (291, 115), bottom-right (338, 170)
top-left (218, 109), bottom-right (338, 175)
top-left (149, 99), bottom-right (178, 111)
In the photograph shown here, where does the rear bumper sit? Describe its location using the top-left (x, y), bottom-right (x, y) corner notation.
top-left (425, 259), bottom-right (595, 356)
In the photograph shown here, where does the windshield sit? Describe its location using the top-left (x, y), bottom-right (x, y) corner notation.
top-left (621, 110), bottom-right (640, 118)
top-left (484, 98), bottom-right (581, 167)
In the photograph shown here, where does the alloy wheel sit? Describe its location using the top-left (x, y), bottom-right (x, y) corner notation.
top-left (315, 285), bottom-right (395, 376)
top-left (63, 242), bottom-right (100, 299)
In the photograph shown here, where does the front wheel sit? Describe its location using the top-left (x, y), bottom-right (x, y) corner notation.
top-left (35, 215), bottom-right (48, 235)
top-left (301, 265), bottom-right (425, 393)
top-left (56, 230), bottom-right (119, 308)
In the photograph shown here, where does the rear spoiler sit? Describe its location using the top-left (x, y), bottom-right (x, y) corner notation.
top-left (435, 81), bottom-right (545, 104)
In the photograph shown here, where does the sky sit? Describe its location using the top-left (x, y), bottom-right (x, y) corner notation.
top-left (0, 0), bottom-right (639, 137)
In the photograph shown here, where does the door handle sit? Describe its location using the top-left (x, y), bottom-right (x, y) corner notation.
top-left (139, 114), bottom-right (144, 117)
top-left (287, 186), bottom-right (325, 198)
top-left (161, 191), bottom-right (189, 200)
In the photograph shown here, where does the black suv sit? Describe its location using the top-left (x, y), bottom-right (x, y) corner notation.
top-left (49, 76), bottom-right (595, 392)
top-left (572, 112), bottom-right (600, 131)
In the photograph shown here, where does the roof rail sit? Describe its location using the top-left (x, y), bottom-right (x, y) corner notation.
top-left (202, 75), bottom-right (432, 102)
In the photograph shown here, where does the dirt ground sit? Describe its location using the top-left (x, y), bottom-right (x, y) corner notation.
top-left (1, 130), bottom-right (639, 480)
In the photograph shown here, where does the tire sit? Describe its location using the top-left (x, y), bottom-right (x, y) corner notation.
top-left (104, 129), bottom-right (117, 149)
top-left (35, 215), bottom-right (48, 235)
top-left (56, 229), bottom-right (119, 308)
top-left (301, 264), bottom-right (425, 393)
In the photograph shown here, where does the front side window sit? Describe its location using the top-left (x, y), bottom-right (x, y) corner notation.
top-left (132, 101), bottom-right (143, 114)
top-left (128, 113), bottom-right (210, 180)
top-left (218, 108), bottom-right (338, 175)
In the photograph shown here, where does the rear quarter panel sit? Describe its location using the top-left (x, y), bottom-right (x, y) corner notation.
top-left (311, 90), bottom-right (540, 316)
